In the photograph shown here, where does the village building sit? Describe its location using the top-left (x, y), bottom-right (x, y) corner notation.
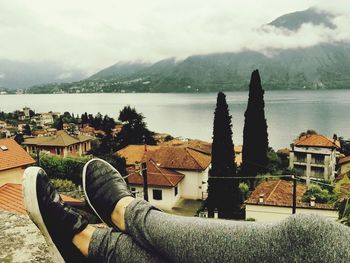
top-left (39, 113), bottom-right (54, 125)
top-left (117, 144), bottom-right (211, 201)
top-left (338, 156), bottom-right (350, 175)
top-left (0, 139), bottom-right (36, 186)
top-left (128, 160), bottom-right (185, 211)
top-left (79, 126), bottom-right (96, 137)
top-left (289, 134), bottom-right (340, 184)
top-left (0, 120), bottom-right (6, 129)
top-left (23, 130), bottom-right (92, 157)
top-left (245, 180), bottom-right (338, 222)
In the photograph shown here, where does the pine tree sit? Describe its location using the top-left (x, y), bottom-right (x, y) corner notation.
top-left (207, 92), bottom-right (241, 219)
top-left (242, 70), bottom-right (269, 189)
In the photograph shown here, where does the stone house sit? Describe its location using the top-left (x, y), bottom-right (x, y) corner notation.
top-left (289, 134), bottom-right (340, 184)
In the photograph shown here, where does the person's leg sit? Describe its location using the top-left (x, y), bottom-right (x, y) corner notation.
top-left (23, 166), bottom-right (165, 263)
top-left (115, 198), bottom-right (350, 263)
top-left (83, 227), bottom-right (165, 263)
top-left (83, 159), bottom-right (350, 262)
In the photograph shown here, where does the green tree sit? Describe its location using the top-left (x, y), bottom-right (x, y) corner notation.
top-left (23, 124), bottom-right (32, 136)
top-left (207, 92), bottom-right (241, 219)
top-left (116, 106), bottom-right (155, 150)
top-left (81, 112), bottom-right (89, 126)
top-left (53, 117), bottom-right (64, 130)
top-left (242, 70), bottom-right (269, 189)
top-left (14, 133), bottom-right (24, 144)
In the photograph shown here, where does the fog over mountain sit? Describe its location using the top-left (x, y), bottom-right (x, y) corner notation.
top-left (81, 8), bottom-right (350, 92)
top-left (2, 1), bottom-right (350, 91)
top-left (0, 60), bottom-right (86, 89)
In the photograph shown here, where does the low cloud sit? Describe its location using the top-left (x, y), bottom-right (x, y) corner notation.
top-left (0, 0), bottom-right (349, 74)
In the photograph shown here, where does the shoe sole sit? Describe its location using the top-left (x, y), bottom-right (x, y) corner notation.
top-left (82, 158), bottom-right (126, 229)
top-left (22, 167), bottom-right (65, 263)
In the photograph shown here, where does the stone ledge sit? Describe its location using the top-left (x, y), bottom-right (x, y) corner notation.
top-left (0, 211), bottom-right (53, 263)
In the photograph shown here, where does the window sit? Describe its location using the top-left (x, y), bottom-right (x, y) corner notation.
top-left (56, 148), bottom-right (61, 155)
top-left (174, 186), bottom-right (178, 196)
top-left (153, 189), bottom-right (162, 200)
top-left (131, 187), bottom-right (136, 193)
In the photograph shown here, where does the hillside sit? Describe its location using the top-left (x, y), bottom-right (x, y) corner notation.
top-left (27, 8), bottom-right (350, 93)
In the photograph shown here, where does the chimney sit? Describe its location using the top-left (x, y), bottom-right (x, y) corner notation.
top-left (259, 194), bottom-right (264, 204)
top-left (310, 197), bottom-right (316, 207)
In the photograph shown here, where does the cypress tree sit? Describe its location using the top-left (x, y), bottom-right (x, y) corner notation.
top-left (207, 92), bottom-right (241, 219)
top-left (242, 70), bottom-right (269, 189)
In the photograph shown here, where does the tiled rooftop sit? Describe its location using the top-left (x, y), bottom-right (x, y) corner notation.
top-left (24, 130), bottom-right (92, 147)
top-left (128, 159), bottom-right (185, 187)
top-left (294, 134), bottom-right (340, 148)
top-left (245, 180), bottom-right (335, 210)
top-left (0, 183), bottom-right (82, 214)
top-left (0, 138), bottom-right (35, 171)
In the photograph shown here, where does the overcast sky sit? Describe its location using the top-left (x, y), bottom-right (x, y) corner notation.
top-left (0, 0), bottom-right (349, 75)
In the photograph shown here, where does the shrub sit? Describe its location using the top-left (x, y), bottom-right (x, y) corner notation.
top-left (239, 182), bottom-right (250, 200)
top-left (39, 154), bottom-right (90, 185)
top-left (51, 179), bottom-right (78, 192)
top-left (302, 184), bottom-right (338, 204)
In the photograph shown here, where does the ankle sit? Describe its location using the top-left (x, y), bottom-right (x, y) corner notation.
top-left (111, 196), bottom-right (135, 231)
top-left (72, 225), bottom-right (95, 257)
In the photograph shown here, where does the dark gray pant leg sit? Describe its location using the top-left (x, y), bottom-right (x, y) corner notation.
top-left (88, 228), bottom-right (165, 263)
top-left (125, 198), bottom-right (350, 263)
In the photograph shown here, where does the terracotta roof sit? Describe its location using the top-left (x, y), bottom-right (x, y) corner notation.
top-left (0, 183), bottom-right (82, 214)
top-left (147, 147), bottom-right (211, 171)
top-left (339, 156), bottom-right (350, 166)
top-left (80, 126), bottom-right (95, 133)
top-left (245, 180), bottom-right (335, 210)
top-left (294, 134), bottom-right (340, 148)
top-left (116, 145), bottom-right (161, 165)
top-left (23, 130), bottom-right (92, 147)
top-left (0, 139), bottom-right (35, 171)
top-left (128, 160), bottom-right (184, 187)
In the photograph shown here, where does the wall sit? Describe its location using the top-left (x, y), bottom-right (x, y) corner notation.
top-left (0, 167), bottom-right (25, 186)
top-left (174, 168), bottom-right (208, 200)
top-left (246, 204), bottom-right (338, 222)
top-left (341, 162), bottom-right (350, 174)
top-left (130, 185), bottom-right (181, 211)
top-left (290, 146), bottom-right (336, 183)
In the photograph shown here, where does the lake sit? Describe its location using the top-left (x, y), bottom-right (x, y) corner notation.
top-left (0, 90), bottom-right (349, 149)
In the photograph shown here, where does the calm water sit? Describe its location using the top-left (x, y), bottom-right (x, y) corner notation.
top-left (0, 90), bottom-right (349, 149)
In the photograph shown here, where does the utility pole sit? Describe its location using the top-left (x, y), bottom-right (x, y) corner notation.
top-left (292, 175), bottom-right (297, 214)
top-left (36, 148), bottom-right (40, 166)
top-left (141, 162), bottom-right (148, 201)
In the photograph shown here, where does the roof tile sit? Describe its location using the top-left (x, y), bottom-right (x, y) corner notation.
top-left (0, 183), bottom-right (82, 214)
top-left (245, 180), bottom-right (335, 210)
top-left (128, 160), bottom-right (184, 187)
top-left (294, 134), bottom-right (340, 148)
top-left (0, 139), bottom-right (35, 171)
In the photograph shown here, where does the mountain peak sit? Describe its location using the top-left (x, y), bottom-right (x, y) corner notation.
top-left (268, 7), bottom-right (335, 31)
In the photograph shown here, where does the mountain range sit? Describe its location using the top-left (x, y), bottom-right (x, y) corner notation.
top-left (23, 8), bottom-right (350, 93)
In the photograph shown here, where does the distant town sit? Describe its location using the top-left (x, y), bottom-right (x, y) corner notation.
top-left (1, 103), bottom-right (350, 223)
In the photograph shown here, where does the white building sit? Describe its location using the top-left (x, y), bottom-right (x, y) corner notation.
top-left (245, 180), bottom-right (338, 222)
top-left (128, 160), bottom-right (184, 211)
top-left (289, 134), bottom-right (339, 184)
top-left (117, 144), bottom-right (212, 209)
